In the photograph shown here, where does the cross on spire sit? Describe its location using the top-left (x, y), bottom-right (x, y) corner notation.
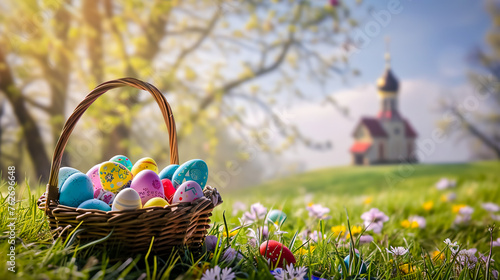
top-left (385, 36), bottom-right (391, 69)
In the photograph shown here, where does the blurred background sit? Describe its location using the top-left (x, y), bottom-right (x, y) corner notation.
top-left (0, 0), bottom-right (499, 191)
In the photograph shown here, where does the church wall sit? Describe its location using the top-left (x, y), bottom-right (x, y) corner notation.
top-left (379, 120), bottom-right (407, 161)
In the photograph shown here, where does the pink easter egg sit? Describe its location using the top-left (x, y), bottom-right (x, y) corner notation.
top-left (94, 188), bottom-right (105, 199)
top-left (87, 164), bottom-right (103, 193)
top-left (172, 181), bottom-right (203, 204)
top-left (101, 191), bottom-right (116, 204)
top-left (130, 170), bottom-right (164, 205)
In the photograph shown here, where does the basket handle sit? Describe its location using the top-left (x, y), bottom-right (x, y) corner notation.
top-left (45, 78), bottom-right (178, 213)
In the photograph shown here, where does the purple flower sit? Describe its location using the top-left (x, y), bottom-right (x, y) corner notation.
top-left (271, 264), bottom-right (308, 280)
top-left (202, 265), bottom-right (235, 280)
top-left (241, 203), bottom-right (267, 225)
top-left (361, 208), bottom-right (389, 233)
top-left (306, 204), bottom-right (331, 220)
top-left (482, 202), bottom-right (500, 213)
top-left (456, 249), bottom-right (478, 269)
top-left (205, 235), bottom-right (219, 251)
top-left (455, 206), bottom-right (474, 225)
top-left (493, 238), bottom-right (500, 247)
top-left (436, 178), bottom-right (456, 190)
top-left (220, 248), bottom-right (243, 264)
top-left (358, 235), bottom-right (374, 245)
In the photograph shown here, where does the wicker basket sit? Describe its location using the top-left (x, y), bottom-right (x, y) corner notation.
top-left (37, 77), bottom-right (222, 256)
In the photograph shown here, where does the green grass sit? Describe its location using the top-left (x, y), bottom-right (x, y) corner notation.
top-left (1, 161), bottom-right (500, 279)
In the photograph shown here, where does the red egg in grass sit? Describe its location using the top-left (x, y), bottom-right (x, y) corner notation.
top-left (259, 240), bottom-right (296, 268)
top-left (162, 179), bottom-right (176, 204)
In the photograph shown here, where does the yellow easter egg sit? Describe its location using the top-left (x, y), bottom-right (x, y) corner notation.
top-left (131, 157), bottom-right (158, 176)
top-left (144, 197), bottom-right (169, 208)
top-left (99, 161), bottom-right (133, 193)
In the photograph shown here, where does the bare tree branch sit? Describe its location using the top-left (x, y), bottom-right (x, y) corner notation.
top-left (450, 107), bottom-right (500, 158)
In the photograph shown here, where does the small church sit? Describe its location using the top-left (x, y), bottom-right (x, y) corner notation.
top-left (350, 50), bottom-right (418, 165)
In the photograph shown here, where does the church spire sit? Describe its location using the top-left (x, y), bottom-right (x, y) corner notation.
top-left (377, 37), bottom-right (400, 119)
top-left (377, 37), bottom-right (399, 92)
top-left (385, 37), bottom-right (391, 69)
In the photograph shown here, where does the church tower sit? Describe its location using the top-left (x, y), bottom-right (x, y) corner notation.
top-left (377, 43), bottom-right (400, 120)
top-left (349, 39), bottom-right (418, 165)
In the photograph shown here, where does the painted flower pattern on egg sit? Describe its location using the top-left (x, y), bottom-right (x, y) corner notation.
top-left (99, 161), bottom-right (132, 193)
top-left (172, 181), bottom-right (203, 203)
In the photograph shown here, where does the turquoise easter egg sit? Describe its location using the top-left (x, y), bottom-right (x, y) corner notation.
top-left (110, 155), bottom-right (133, 171)
top-left (59, 173), bottom-right (93, 207)
top-left (267, 209), bottom-right (287, 225)
top-left (340, 254), bottom-right (367, 275)
top-left (58, 167), bottom-right (82, 189)
top-left (158, 164), bottom-right (179, 181)
top-left (172, 159), bottom-right (208, 189)
top-left (78, 199), bottom-right (111, 211)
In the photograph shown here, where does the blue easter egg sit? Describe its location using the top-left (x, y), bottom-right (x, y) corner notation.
top-left (110, 155), bottom-right (133, 171)
top-left (268, 209), bottom-right (287, 225)
top-left (172, 159), bottom-right (208, 189)
top-left (59, 173), bottom-right (94, 207)
top-left (158, 164), bottom-right (179, 180)
top-left (78, 199), bottom-right (111, 211)
top-left (58, 167), bottom-right (82, 189)
top-left (340, 254), bottom-right (367, 275)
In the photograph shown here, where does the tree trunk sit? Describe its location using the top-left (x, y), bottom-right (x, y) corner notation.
top-left (0, 49), bottom-right (50, 181)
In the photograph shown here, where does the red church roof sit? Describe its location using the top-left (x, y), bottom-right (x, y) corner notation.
top-left (356, 117), bottom-right (388, 138)
top-left (403, 119), bottom-right (418, 138)
top-left (350, 142), bottom-right (372, 153)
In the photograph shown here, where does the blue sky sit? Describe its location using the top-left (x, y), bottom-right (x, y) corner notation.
top-left (348, 0), bottom-right (490, 87)
top-left (281, 0), bottom-right (494, 170)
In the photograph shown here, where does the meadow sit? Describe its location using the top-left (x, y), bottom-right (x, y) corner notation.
top-left (1, 161), bottom-right (500, 279)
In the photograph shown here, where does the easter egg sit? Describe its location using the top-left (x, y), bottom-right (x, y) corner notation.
top-left (267, 209), bottom-right (287, 225)
top-left (100, 191), bottom-right (116, 204)
top-left (110, 155), bottom-right (133, 171)
top-left (162, 179), bottom-right (176, 204)
top-left (172, 181), bottom-right (203, 203)
top-left (99, 161), bottom-right (132, 193)
top-left (87, 164), bottom-right (103, 196)
top-left (58, 167), bottom-right (82, 189)
top-left (158, 164), bottom-right (179, 180)
top-left (259, 240), bottom-right (296, 268)
top-left (172, 159), bottom-right (208, 189)
top-left (259, 240), bottom-right (296, 267)
top-left (112, 188), bottom-right (142, 211)
top-left (131, 157), bottom-right (158, 176)
top-left (144, 197), bottom-right (169, 208)
top-left (78, 199), bottom-right (111, 211)
top-left (340, 254), bottom-right (367, 275)
top-left (59, 173), bottom-right (94, 207)
top-left (130, 170), bottom-right (164, 205)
